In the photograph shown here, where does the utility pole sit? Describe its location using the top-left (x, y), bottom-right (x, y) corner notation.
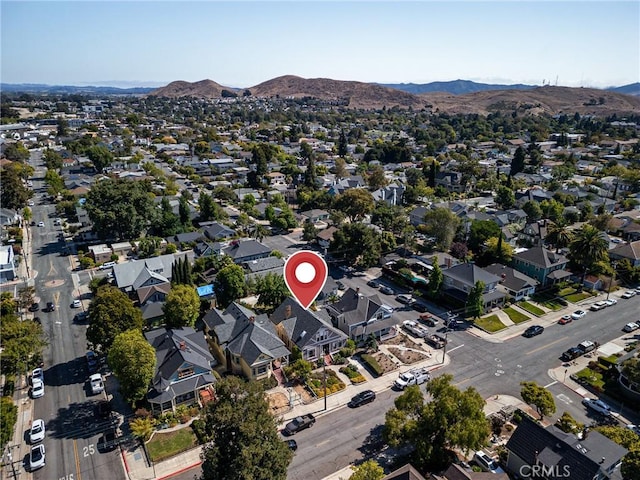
top-left (5, 445), bottom-right (19, 479)
top-left (323, 352), bottom-right (327, 411)
top-left (441, 331), bottom-right (448, 365)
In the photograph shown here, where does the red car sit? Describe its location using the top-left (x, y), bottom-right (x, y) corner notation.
top-left (558, 315), bottom-right (573, 325)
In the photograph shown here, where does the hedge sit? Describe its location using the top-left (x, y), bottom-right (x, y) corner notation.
top-left (361, 354), bottom-right (383, 377)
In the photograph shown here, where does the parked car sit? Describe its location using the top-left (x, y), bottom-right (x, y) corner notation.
top-left (402, 320), bottom-right (428, 338)
top-left (473, 451), bottom-right (505, 474)
top-left (604, 298), bottom-right (617, 307)
top-left (626, 424), bottom-right (640, 436)
top-left (582, 398), bottom-right (614, 417)
top-left (72, 299), bottom-right (81, 308)
top-left (394, 368), bottom-right (431, 389)
top-left (577, 340), bottom-right (597, 354)
top-left (90, 373), bottom-right (104, 395)
top-left (96, 400), bottom-right (112, 419)
top-left (37, 221), bottom-right (45, 227)
top-left (412, 303), bottom-right (428, 313)
top-left (31, 367), bottom-right (44, 383)
top-left (623, 322), bottom-right (640, 333)
top-left (28, 302), bottom-right (39, 312)
top-left (571, 310), bottom-right (586, 320)
top-left (523, 325), bottom-right (544, 338)
top-left (284, 414), bottom-right (315, 435)
top-left (366, 279), bottom-right (379, 288)
top-left (29, 444), bottom-right (46, 471)
top-left (97, 430), bottom-right (119, 452)
top-left (348, 390), bottom-right (376, 408)
top-left (396, 294), bottom-right (415, 305)
top-left (285, 439), bottom-right (298, 451)
top-left (31, 379), bottom-right (44, 399)
top-left (379, 285), bottom-right (394, 295)
top-left (86, 351), bottom-right (99, 373)
top-left (621, 290), bottom-right (636, 299)
top-left (336, 281), bottom-right (346, 291)
top-left (45, 302), bottom-right (55, 312)
top-left (590, 301), bottom-right (608, 311)
top-left (418, 313), bottom-right (438, 327)
top-left (561, 347), bottom-right (583, 361)
top-left (558, 315), bottom-right (573, 325)
top-left (29, 419), bottom-right (46, 444)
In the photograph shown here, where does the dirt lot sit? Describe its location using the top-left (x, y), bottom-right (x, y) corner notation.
top-left (388, 347), bottom-right (430, 364)
top-left (267, 392), bottom-right (290, 416)
top-left (384, 333), bottom-right (427, 351)
top-left (371, 351), bottom-right (399, 374)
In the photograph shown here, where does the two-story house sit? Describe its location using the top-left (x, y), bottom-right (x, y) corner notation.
top-left (316, 226), bottom-right (338, 251)
top-left (326, 288), bottom-right (397, 342)
top-left (484, 263), bottom-right (538, 301)
top-left (270, 298), bottom-right (348, 363)
top-left (609, 240), bottom-right (640, 267)
top-left (518, 220), bottom-right (550, 247)
top-left (203, 302), bottom-right (290, 382)
top-left (511, 246), bottom-right (570, 286)
top-left (145, 327), bottom-right (217, 414)
top-left (441, 263), bottom-right (505, 312)
top-left (112, 252), bottom-right (193, 294)
top-left (505, 417), bottom-right (627, 480)
top-left (222, 239), bottom-right (272, 264)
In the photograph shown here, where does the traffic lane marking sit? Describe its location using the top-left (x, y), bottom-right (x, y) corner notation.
top-left (524, 337), bottom-right (566, 355)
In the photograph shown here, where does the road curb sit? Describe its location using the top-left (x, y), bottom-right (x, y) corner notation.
top-left (157, 462), bottom-right (202, 480)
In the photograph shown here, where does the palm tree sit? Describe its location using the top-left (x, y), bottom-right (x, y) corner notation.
top-left (568, 224), bottom-right (609, 287)
top-left (545, 223), bottom-right (574, 253)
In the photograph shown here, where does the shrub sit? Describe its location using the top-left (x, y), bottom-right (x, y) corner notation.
top-left (598, 355), bottom-right (619, 368)
top-left (256, 375), bottom-right (278, 391)
top-left (361, 354), bottom-right (383, 377)
top-left (135, 407), bottom-right (152, 419)
top-left (0, 396), bottom-right (17, 447)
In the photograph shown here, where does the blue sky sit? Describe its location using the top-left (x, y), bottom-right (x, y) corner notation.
top-left (2, 1), bottom-right (639, 88)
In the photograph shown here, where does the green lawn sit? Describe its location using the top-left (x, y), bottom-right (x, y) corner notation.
top-left (503, 307), bottom-right (530, 324)
top-left (146, 427), bottom-right (197, 463)
top-left (565, 292), bottom-right (593, 303)
top-left (574, 367), bottom-right (605, 389)
top-left (540, 299), bottom-right (565, 311)
top-left (558, 287), bottom-right (577, 296)
top-left (518, 301), bottom-right (545, 316)
top-left (474, 315), bottom-right (507, 333)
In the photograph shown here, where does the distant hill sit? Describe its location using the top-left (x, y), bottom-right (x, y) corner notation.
top-left (382, 79), bottom-right (537, 95)
top-left (0, 83), bottom-right (155, 95)
top-left (606, 82), bottom-right (640, 96)
top-left (147, 79), bottom-right (236, 98)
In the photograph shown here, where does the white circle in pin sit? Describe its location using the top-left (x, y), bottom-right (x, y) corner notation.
top-left (295, 262), bottom-right (316, 284)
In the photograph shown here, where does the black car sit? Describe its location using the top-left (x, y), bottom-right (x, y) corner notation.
top-left (348, 389), bottom-right (376, 408)
top-left (561, 347), bottom-right (583, 361)
top-left (86, 351), bottom-right (99, 373)
top-left (45, 302), bottom-right (55, 312)
top-left (95, 400), bottom-right (112, 419)
top-left (367, 279), bottom-right (379, 288)
top-left (412, 303), bottom-right (428, 313)
top-left (29, 303), bottom-right (40, 312)
top-left (97, 430), bottom-right (118, 452)
top-left (523, 325), bottom-right (544, 338)
top-left (285, 439), bottom-right (298, 451)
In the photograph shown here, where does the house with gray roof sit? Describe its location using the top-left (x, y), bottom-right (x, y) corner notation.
top-left (484, 263), bottom-right (538, 301)
top-left (270, 298), bottom-right (348, 362)
top-left (202, 222), bottom-right (236, 241)
top-left (222, 239), bottom-right (272, 264)
top-left (202, 302), bottom-right (290, 382)
top-left (441, 263), bottom-right (505, 312)
top-left (511, 246), bottom-right (570, 286)
top-left (144, 327), bottom-right (217, 414)
top-left (112, 252), bottom-right (192, 294)
top-left (505, 417), bottom-right (627, 480)
top-left (372, 183), bottom-right (405, 206)
top-left (243, 256), bottom-right (284, 281)
top-left (0, 245), bottom-right (17, 283)
top-left (609, 240), bottom-right (640, 267)
top-left (165, 231), bottom-right (206, 247)
top-left (326, 288), bottom-right (398, 342)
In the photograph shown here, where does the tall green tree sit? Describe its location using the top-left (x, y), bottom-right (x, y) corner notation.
top-left (0, 396), bottom-right (17, 447)
top-left (43, 148), bottom-right (63, 170)
top-left (255, 273), bottom-right (290, 312)
top-left (3, 142), bottom-right (29, 162)
top-left (198, 377), bottom-right (293, 480)
top-left (87, 286), bottom-right (144, 353)
top-left (510, 146), bottom-right (526, 176)
top-left (333, 189), bottom-right (375, 222)
top-left (546, 223), bottom-right (573, 253)
top-left (371, 203), bottom-right (408, 235)
top-left (333, 157), bottom-right (348, 179)
top-left (337, 129), bottom-right (348, 157)
top-left (86, 145), bottom-right (114, 173)
top-left (215, 264), bottom-right (247, 308)
top-left (198, 192), bottom-right (227, 222)
top-left (466, 281), bottom-right (485, 319)
top-left (367, 165), bottom-right (388, 190)
top-left (0, 164), bottom-right (31, 210)
top-left (329, 223), bottom-right (382, 268)
top-left (163, 285), bottom-right (200, 328)
top-left (304, 156), bottom-right (318, 190)
top-left (428, 263), bottom-right (443, 295)
top-left (178, 196), bottom-right (191, 226)
top-left (520, 381), bottom-right (556, 420)
top-left (350, 460), bottom-right (384, 480)
top-left (0, 312), bottom-right (47, 375)
top-left (595, 425), bottom-right (640, 480)
top-left (383, 375), bottom-right (489, 470)
top-left (569, 224), bottom-right (609, 285)
top-left (422, 208), bottom-right (461, 251)
top-left (494, 185), bottom-right (515, 209)
top-left (468, 219), bottom-right (501, 253)
top-left (85, 178), bottom-right (159, 240)
top-left (108, 329), bottom-right (156, 405)
top-left (522, 200), bottom-right (543, 221)
top-left (44, 169), bottom-right (65, 196)
top-left (301, 219), bottom-right (318, 242)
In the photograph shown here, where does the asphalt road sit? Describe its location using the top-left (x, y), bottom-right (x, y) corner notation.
top-left (27, 151), bottom-right (122, 480)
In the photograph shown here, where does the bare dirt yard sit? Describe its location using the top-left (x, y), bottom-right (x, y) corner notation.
top-left (267, 392), bottom-right (290, 416)
top-left (387, 347), bottom-right (431, 364)
top-left (384, 333), bottom-right (427, 351)
top-left (371, 351), bottom-right (399, 374)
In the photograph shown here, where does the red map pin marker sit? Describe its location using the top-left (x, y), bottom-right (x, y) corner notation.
top-left (284, 250), bottom-right (328, 310)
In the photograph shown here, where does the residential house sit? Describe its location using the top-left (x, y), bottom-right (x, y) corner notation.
top-left (88, 244), bottom-right (113, 263)
top-left (484, 264), bottom-right (538, 301)
top-left (511, 246), bottom-right (570, 286)
top-left (430, 464), bottom-right (509, 480)
top-left (372, 183), bottom-right (405, 206)
top-left (609, 240), bottom-right (640, 267)
top-left (505, 417), bottom-right (627, 480)
top-left (112, 252), bottom-right (192, 294)
top-left (193, 241), bottom-right (225, 258)
top-left (243, 256), bottom-right (284, 281)
top-left (202, 302), bottom-right (290, 381)
top-left (327, 175), bottom-right (366, 195)
top-left (165, 231), bottom-right (206, 248)
top-left (145, 327), bottom-right (217, 414)
top-left (300, 209), bottom-right (331, 224)
top-left (409, 206), bottom-right (429, 227)
top-left (382, 464), bottom-right (427, 480)
top-left (518, 220), bottom-right (550, 247)
top-left (222, 239), bottom-right (272, 264)
top-left (441, 263), bottom-right (505, 312)
top-left (326, 288), bottom-right (397, 342)
top-left (137, 283), bottom-right (171, 324)
top-left (317, 226), bottom-right (337, 251)
top-left (202, 222), bottom-right (236, 241)
top-left (265, 171), bottom-right (286, 185)
top-left (0, 208), bottom-right (20, 226)
top-left (435, 171), bottom-right (467, 193)
top-left (111, 241), bottom-right (133, 258)
top-left (0, 245), bottom-right (17, 282)
top-left (270, 298), bottom-right (348, 362)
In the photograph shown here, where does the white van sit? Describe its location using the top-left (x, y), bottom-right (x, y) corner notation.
top-left (99, 261), bottom-right (116, 270)
top-left (474, 451), bottom-right (505, 474)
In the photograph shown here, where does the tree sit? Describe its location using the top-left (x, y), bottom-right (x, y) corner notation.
top-left (86, 286), bottom-right (144, 353)
top-left (304, 156), bottom-right (318, 190)
top-left (329, 223), bottom-right (382, 268)
top-left (520, 381), bottom-right (556, 420)
top-left (569, 224), bottom-right (609, 285)
top-left (428, 263), bottom-right (443, 295)
top-left (468, 220), bottom-right (501, 253)
top-left (484, 235), bottom-right (513, 264)
top-left (590, 213), bottom-right (613, 232)
top-left (494, 185), bottom-right (515, 209)
top-left (284, 358), bottom-right (313, 383)
top-left (466, 281), bottom-right (485, 320)
top-left (215, 264), bottom-right (247, 308)
top-left (622, 355), bottom-right (640, 386)
top-left (129, 417), bottom-right (155, 442)
top-left (0, 164), bottom-right (31, 210)
top-left (44, 169), bottom-right (65, 196)
top-left (301, 219), bottom-right (318, 242)
top-left (333, 157), bottom-right (348, 179)
top-left (199, 192), bottom-right (227, 222)
top-left (178, 196), bottom-right (192, 226)
top-left (595, 425), bottom-right (640, 480)
top-left (449, 242), bottom-right (469, 260)
top-left (0, 396), bottom-right (17, 447)
top-left (555, 411), bottom-right (583, 433)
top-left (371, 203), bottom-right (408, 235)
top-left (510, 146), bottom-right (526, 176)
top-left (383, 375), bottom-right (489, 470)
top-left (546, 223), bottom-right (573, 253)
top-left (3, 142), bottom-right (29, 162)
top-left (422, 208), bottom-right (461, 251)
top-left (43, 148), bottom-right (63, 170)
top-left (108, 330), bottom-right (156, 405)
top-left (367, 165), bottom-right (388, 190)
top-left (254, 273), bottom-right (290, 312)
top-left (350, 460), bottom-right (384, 480)
top-left (198, 377), bottom-right (293, 480)
top-left (0, 311), bottom-right (47, 375)
top-left (86, 145), bottom-right (114, 173)
top-left (337, 129), bottom-right (348, 157)
top-left (333, 189), bottom-right (375, 222)
top-left (85, 178), bottom-right (159, 240)
top-left (56, 117), bottom-right (69, 137)
top-left (162, 285), bottom-right (200, 328)
top-left (156, 197), bottom-right (182, 237)
top-left (522, 200), bottom-right (543, 221)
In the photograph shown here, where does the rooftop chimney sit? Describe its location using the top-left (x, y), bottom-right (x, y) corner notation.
top-left (249, 316), bottom-right (255, 323)
top-left (179, 341), bottom-right (186, 351)
top-left (600, 457), bottom-right (605, 464)
top-left (285, 305), bottom-right (292, 319)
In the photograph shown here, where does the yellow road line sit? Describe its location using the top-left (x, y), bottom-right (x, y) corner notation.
top-left (524, 337), bottom-right (566, 356)
top-left (73, 439), bottom-right (82, 480)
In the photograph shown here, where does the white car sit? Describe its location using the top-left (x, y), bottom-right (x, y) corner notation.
top-left (571, 310), bottom-right (586, 320)
top-left (31, 367), bottom-right (43, 383)
top-left (603, 298), bottom-right (617, 307)
top-left (90, 373), bottom-right (104, 395)
top-left (627, 424), bottom-right (640, 436)
top-left (582, 398), bottom-right (615, 417)
top-left (31, 379), bottom-right (44, 399)
top-left (590, 301), bottom-right (607, 311)
top-left (29, 419), bottom-right (45, 444)
top-left (621, 290), bottom-right (636, 299)
top-left (72, 299), bottom-right (81, 308)
top-left (28, 200), bottom-right (35, 206)
top-left (37, 221), bottom-right (45, 227)
top-left (396, 294), bottom-right (415, 305)
top-left (473, 451), bottom-right (505, 474)
top-left (623, 322), bottom-right (640, 333)
top-left (29, 444), bottom-right (45, 471)
top-left (402, 320), bottom-right (428, 338)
